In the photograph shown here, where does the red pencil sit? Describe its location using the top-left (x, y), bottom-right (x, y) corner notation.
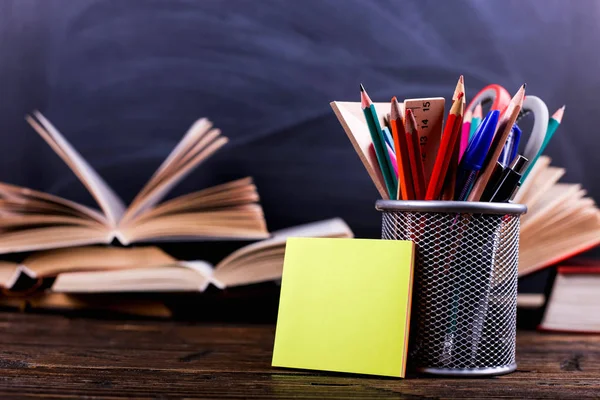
top-left (390, 97), bottom-right (415, 200)
top-left (404, 109), bottom-right (426, 200)
top-left (426, 92), bottom-right (465, 200)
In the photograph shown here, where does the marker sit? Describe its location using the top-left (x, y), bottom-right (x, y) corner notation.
top-left (490, 155), bottom-right (529, 202)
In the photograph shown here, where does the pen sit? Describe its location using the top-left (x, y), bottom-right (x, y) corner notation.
top-left (489, 155), bottom-right (529, 202)
top-left (360, 84), bottom-right (398, 199)
top-left (455, 110), bottom-right (500, 200)
top-left (499, 124), bottom-right (522, 167)
top-left (479, 162), bottom-right (505, 202)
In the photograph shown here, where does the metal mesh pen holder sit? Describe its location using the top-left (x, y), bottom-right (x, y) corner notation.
top-left (376, 200), bottom-right (527, 377)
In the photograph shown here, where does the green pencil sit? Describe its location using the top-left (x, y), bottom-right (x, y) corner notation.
top-left (360, 84), bottom-right (398, 199)
top-left (522, 105), bottom-right (565, 181)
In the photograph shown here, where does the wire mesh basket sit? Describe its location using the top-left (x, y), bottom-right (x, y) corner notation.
top-left (376, 200), bottom-right (527, 377)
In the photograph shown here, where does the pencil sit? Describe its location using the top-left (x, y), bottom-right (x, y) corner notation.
top-left (452, 75), bottom-right (465, 103)
top-left (360, 84), bottom-right (398, 199)
top-left (405, 108), bottom-right (426, 200)
top-left (467, 84), bottom-right (526, 201)
top-left (447, 75), bottom-right (468, 197)
top-left (426, 92), bottom-right (464, 200)
top-left (469, 103), bottom-right (483, 140)
top-left (390, 97), bottom-right (415, 200)
top-left (521, 105), bottom-right (565, 181)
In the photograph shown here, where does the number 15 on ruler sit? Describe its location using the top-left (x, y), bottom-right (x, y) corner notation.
top-left (404, 97), bottom-right (445, 185)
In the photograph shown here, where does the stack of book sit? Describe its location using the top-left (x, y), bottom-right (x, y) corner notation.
top-left (0, 112), bottom-right (353, 317)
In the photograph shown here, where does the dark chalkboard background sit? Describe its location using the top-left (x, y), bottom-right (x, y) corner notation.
top-left (1, 0), bottom-right (599, 297)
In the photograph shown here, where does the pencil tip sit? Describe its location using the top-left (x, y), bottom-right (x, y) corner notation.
top-left (561, 104), bottom-right (566, 111)
top-left (405, 108), bottom-right (416, 130)
top-left (522, 83), bottom-right (527, 90)
top-left (552, 105), bottom-right (566, 121)
top-left (459, 75), bottom-right (464, 83)
top-left (391, 96), bottom-right (397, 103)
top-left (360, 83), bottom-right (365, 92)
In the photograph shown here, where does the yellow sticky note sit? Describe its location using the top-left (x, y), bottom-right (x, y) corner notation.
top-left (272, 237), bottom-right (414, 378)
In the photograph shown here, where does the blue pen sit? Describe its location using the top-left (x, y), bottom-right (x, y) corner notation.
top-left (499, 124), bottom-right (522, 167)
top-left (455, 110), bottom-right (500, 200)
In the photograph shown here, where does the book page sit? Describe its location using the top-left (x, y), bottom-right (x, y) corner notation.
top-left (0, 182), bottom-right (107, 223)
top-left (130, 178), bottom-right (259, 222)
top-left (22, 246), bottom-right (177, 278)
top-left (521, 194), bottom-right (591, 239)
top-left (121, 119), bottom-right (227, 224)
top-left (213, 218), bottom-right (353, 287)
top-left (0, 226), bottom-right (112, 254)
top-left (520, 211), bottom-right (600, 276)
top-left (152, 118), bottom-right (212, 178)
top-left (518, 166), bottom-right (565, 210)
top-left (52, 265), bottom-right (211, 293)
top-left (27, 112), bottom-right (125, 227)
top-left (118, 204), bottom-right (269, 244)
top-left (129, 121), bottom-right (217, 204)
top-left (0, 261), bottom-right (21, 288)
top-left (521, 184), bottom-right (582, 230)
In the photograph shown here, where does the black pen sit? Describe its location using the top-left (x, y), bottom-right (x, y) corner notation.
top-left (479, 162), bottom-right (505, 202)
top-left (489, 155), bottom-right (529, 203)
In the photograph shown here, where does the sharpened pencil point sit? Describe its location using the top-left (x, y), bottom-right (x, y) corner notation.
top-left (390, 97), bottom-right (401, 120)
top-left (473, 103), bottom-right (483, 119)
top-left (552, 105), bottom-right (566, 122)
top-left (360, 83), bottom-right (365, 92)
top-left (459, 75), bottom-right (464, 83)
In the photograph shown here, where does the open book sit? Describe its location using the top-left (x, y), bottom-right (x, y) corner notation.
top-left (0, 218), bottom-right (353, 293)
top-left (0, 112), bottom-right (268, 254)
top-left (517, 156), bottom-right (600, 276)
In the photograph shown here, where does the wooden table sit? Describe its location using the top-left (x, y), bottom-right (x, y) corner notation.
top-left (0, 312), bottom-right (598, 399)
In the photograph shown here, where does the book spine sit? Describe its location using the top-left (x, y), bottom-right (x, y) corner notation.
top-left (557, 266), bottom-right (600, 275)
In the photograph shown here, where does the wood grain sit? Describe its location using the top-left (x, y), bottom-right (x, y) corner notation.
top-left (0, 312), bottom-right (598, 399)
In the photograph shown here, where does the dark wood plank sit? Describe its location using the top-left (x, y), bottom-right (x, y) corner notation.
top-left (0, 312), bottom-right (598, 399)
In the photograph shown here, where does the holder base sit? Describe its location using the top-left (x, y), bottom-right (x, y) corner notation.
top-left (417, 363), bottom-right (517, 377)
